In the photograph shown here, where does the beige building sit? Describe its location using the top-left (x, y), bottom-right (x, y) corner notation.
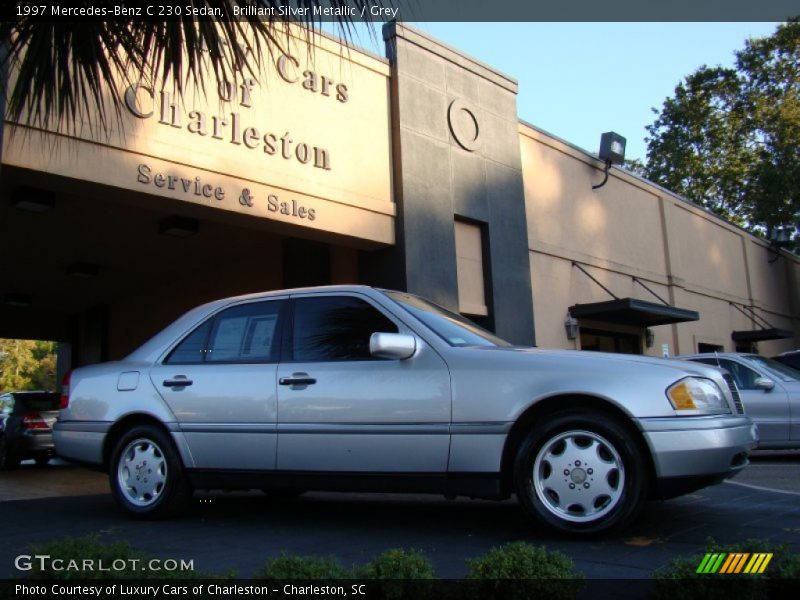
top-left (1, 23), bottom-right (797, 370)
top-left (520, 122), bottom-right (800, 357)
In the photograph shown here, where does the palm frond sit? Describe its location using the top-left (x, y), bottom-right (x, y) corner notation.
top-left (1, 0), bottom-right (391, 136)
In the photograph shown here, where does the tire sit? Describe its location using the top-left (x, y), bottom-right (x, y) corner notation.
top-left (514, 409), bottom-right (648, 535)
top-left (0, 438), bottom-right (20, 471)
top-left (109, 425), bottom-right (191, 519)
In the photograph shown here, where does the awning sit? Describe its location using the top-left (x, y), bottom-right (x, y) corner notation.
top-left (731, 328), bottom-right (794, 343)
top-left (568, 298), bottom-right (700, 327)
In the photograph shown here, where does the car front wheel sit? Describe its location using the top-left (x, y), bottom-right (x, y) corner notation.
top-left (514, 410), bottom-right (648, 535)
top-left (110, 425), bottom-right (190, 519)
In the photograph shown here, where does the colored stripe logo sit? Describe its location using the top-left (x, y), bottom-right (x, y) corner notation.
top-left (696, 553), bottom-right (773, 574)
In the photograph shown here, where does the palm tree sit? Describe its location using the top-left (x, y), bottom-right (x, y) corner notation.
top-left (1, 1), bottom-right (386, 134)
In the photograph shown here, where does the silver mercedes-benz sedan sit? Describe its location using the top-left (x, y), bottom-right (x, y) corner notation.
top-left (54, 286), bottom-right (758, 534)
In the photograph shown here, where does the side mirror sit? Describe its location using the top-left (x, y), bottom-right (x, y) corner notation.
top-left (369, 332), bottom-right (416, 360)
top-left (754, 377), bottom-right (775, 391)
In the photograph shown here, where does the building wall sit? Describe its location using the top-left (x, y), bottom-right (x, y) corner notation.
top-left (520, 122), bottom-right (800, 356)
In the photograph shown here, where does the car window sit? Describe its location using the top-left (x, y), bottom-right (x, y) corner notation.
top-left (207, 301), bottom-right (282, 363)
top-left (717, 359), bottom-right (760, 390)
top-left (166, 320), bottom-right (213, 364)
top-left (166, 301), bottom-right (283, 364)
top-left (16, 393), bottom-right (59, 411)
top-left (292, 296), bottom-right (398, 361)
top-left (384, 290), bottom-right (511, 347)
top-left (746, 356), bottom-right (800, 382)
top-left (0, 395), bottom-right (12, 413)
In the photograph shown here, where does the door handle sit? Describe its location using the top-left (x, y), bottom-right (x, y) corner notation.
top-left (163, 376), bottom-right (193, 388)
top-left (279, 375), bottom-right (317, 386)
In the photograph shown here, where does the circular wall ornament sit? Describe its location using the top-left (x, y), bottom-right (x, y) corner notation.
top-left (448, 99), bottom-right (481, 152)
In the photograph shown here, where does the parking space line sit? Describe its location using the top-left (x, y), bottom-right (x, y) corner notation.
top-left (725, 480), bottom-right (800, 497)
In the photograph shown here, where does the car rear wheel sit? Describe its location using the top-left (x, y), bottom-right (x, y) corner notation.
top-left (110, 425), bottom-right (191, 519)
top-left (514, 410), bottom-right (648, 535)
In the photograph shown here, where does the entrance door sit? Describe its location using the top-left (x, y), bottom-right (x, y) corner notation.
top-left (276, 293), bottom-right (451, 473)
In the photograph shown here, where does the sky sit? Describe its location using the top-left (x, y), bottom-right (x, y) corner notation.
top-left (342, 22), bottom-right (780, 162)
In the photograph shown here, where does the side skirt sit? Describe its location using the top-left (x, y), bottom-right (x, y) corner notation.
top-left (186, 470), bottom-right (509, 500)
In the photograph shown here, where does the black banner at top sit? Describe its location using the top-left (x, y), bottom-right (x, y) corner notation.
top-left (4, 0), bottom-right (799, 23)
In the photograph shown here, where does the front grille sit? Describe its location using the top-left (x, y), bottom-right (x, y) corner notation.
top-left (722, 373), bottom-right (744, 414)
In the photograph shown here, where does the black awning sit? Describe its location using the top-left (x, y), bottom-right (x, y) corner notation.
top-left (731, 328), bottom-right (794, 343)
top-left (568, 298), bottom-right (700, 327)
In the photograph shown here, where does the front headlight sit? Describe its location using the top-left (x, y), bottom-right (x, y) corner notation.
top-left (666, 377), bottom-right (731, 414)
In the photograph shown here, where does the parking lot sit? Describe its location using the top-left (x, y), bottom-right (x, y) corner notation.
top-left (1, 451), bottom-right (798, 580)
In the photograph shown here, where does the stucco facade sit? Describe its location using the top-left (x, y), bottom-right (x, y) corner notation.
top-left (520, 122), bottom-right (800, 357)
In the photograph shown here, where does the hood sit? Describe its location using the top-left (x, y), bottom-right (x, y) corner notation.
top-left (465, 345), bottom-right (725, 380)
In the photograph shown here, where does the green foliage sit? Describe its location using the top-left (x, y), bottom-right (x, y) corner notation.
top-left (643, 21), bottom-right (799, 239)
top-left (356, 548), bottom-right (436, 579)
top-left (0, 339), bottom-right (57, 393)
top-left (466, 542), bottom-right (583, 600)
top-left (651, 538), bottom-right (800, 600)
top-left (254, 553), bottom-right (351, 580)
top-left (27, 535), bottom-right (203, 579)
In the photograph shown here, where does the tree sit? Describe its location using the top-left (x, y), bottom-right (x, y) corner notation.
top-left (0, 339), bottom-right (57, 392)
top-left (643, 20), bottom-right (799, 239)
top-left (0, 1), bottom-right (384, 134)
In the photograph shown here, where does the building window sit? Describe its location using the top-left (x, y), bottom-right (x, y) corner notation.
top-left (454, 220), bottom-right (488, 317)
top-left (698, 342), bottom-right (723, 353)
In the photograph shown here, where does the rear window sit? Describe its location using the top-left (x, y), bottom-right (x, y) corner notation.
top-left (14, 393), bottom-right (59, 412)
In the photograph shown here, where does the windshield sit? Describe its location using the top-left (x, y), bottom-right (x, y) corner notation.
top-left (746, 356), bottom-right (800, 382)
top-left (383, 291), bottom-right (511, 347)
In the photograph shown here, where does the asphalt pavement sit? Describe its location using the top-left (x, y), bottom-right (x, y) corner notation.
top-left (0, 454), bottom-right (798, 580)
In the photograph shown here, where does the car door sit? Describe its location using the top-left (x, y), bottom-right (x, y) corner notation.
top-left (150, 298), bottom-right (285, 470)
top-left (276, 292), bottom-right (451, 473)
top-left (716, 358), bottom-right (791, 446)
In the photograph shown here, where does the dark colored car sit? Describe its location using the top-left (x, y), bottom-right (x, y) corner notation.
top-left (772, 350), bottom-right (800, 371)
top-left (0, 391), bottom-right (60, 469)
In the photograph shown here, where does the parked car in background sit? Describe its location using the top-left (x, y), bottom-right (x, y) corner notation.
top-left (55, 286), bottom-right (757, 535)
top-left (0, 391), bottom-right (59, 469)
top-left (679, 353), bottom-right (800, 449)
top-left (772, 350), bottom-right (800, 371)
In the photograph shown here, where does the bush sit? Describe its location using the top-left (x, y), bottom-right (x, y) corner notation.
top-left (27, 535), bottom-right (202, 579)
top-left (254, 553), bottom-right (351, 579)
top-left (651, 538), bottom-right (800, 600)
top-left (356, 548), bottom-right (436, 579)
top-left (465, 542), bottom-right (583, 600)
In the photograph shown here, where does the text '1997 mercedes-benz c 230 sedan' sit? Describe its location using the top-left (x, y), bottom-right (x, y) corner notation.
top-left (54, 286), bottom-right (758, 534)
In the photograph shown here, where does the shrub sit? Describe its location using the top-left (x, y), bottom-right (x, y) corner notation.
top-left (465, 541), bottom-right (583, 600)
top-left (356, 548), bottom-right (436, 579)
top-left (255, 553), bottom-right (351, 579)
top-left (651, 538), bottom-right (800, 600)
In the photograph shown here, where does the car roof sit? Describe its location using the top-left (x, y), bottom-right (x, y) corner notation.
top-left (677, 353), bottom-right (759, 360)
top-left (124, 285), bottom-right (392, 363)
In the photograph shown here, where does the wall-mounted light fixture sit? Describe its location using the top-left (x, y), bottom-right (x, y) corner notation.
top-left (66, 262), bottom-right (100, 278)
top-left (564, 314), bottom-right (579, 340)
top-left (645, 328), bottom-right (655, 348)
top-left (768, 227), bottom-right (792, 264)
top-left (592, 132), bottom-right (626, 190)
top-left (158, 215), bottom-right (199, 238)
top-left (4, 293), bottom-right (32, 308)
top-left (10, 187), bottom-right (55, 212)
